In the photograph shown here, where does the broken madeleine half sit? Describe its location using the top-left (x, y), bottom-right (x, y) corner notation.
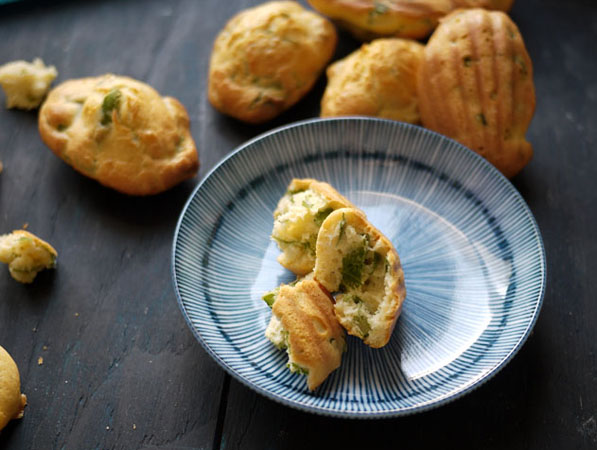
top-left (314, 208), bottom-right (406, 348)
top-left (271, 178), bottom-right (357, 276)
top-left (264, 278), bottom-right (346, 391)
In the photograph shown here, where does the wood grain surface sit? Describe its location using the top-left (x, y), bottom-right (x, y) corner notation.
top-left (0, 0), bottom-right (595, 449)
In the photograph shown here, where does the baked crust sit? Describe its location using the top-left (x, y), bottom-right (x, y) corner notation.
top-left (308, 0), bottom-right (452, 40)
top-left (271, 279), bottom-right (345, 390)
top-left (308, 0), bottom-right (514, 40)
top-left (417, 8), bottom-right (535, 177)
top-left (208, 1), bottom-right (337, 124)
top-left (321, 38), bottom-right (424, 122)
top-left (285, 178), bottom-right (356, 210)
top-left (315, 208), bottom-right (406, 348)
top-left (38, 74), bottom-right (199, 195)
top-left (0, 346), bottom-right (27, 431)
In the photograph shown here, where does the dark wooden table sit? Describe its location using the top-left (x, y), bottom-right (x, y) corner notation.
top-left (0, 0), bottom-right (595, 448)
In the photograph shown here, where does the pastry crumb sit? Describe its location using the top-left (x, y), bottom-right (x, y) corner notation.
top-left (37, 357), bottom-right (43, 365)
top-left (0, 229), bottom-right (57, 283)
top-left (0, 58), bottom-right (57, 109)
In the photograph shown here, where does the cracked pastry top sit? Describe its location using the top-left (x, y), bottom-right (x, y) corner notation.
top-left (208, 1), bottom-right (337, 124)
top-left (38, 74), bottom-right (199, 195)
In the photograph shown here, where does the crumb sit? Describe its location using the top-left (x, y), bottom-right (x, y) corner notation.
top-left (74, 312), bottom-right (79, 317)
top-left (37, 356), bottom-right (43, 365)
top-left (22, 223), bottom-right (28, 230)
top-left (132, 424), bottom-right (137, 430)
top-left (0, 161), bottom-right (3, 173)
top-left (0, 230), bottom-right (57, 283)
top-left (42, 345), bottom-right (48, 351)
top-left (106, 426), bottom-right (110, 430)
top-left (0, 58), bottom-right (57, 109)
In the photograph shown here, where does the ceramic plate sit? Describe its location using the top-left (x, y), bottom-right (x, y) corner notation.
top-left (172, 118), bottom-right (545, 418)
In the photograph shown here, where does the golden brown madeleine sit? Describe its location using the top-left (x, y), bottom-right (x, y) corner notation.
top-left (417, 9), bottom-right (535, 177)
top-left (315, 208), bottom-right (406, 348)
top-left (38, 74), bottom-right (199, 195)
top-left (0, 346), bottom-right (27, 431)
top-left (208, 1), bottom-right (337, 124)
top-left (308, 0), bottom-right (453, 40)
top-left (321, 38), bottom-right (424, 122)
top-left (270, 279), bottom-right (346, 391)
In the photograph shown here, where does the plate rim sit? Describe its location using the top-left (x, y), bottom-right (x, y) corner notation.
top-left (171, 117), bottom-right (546, 418)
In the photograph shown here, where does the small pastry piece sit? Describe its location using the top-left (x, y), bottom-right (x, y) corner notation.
top-left (208, 1), bottom-right (337, 124)
top-left (38, 74), bottom-right (199, 195)
top-left (272, 178), bottom-right (357, 276)
top-left (0, 346), bottom-right (27, 430)
top-left (321, 38), bottom-right (424, 123)
top-left (265, 279), bottom-right (346, 391)
top-left (417, 9), bottom-right (535, 177)
top-left (315, 208), bottom-right (406, 348)
top-left (0, 230), bottom-right (57, 283)
top-left (0, 58), bottom-right (57, 109)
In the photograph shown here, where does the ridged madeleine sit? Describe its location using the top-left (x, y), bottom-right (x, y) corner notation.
top-left (417, 8), bottom-right (535, 177)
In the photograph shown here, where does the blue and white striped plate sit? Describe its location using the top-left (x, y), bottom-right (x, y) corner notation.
top-left (172, 118), bottom-right (545, 417)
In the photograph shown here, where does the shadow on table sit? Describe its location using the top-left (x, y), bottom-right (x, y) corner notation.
top-left (45, 158), bottom-right (197, 230)
top-left (220, 330), bottom-right (550, 450)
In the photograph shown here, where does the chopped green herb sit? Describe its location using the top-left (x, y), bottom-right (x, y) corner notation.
top-left (272, 236), bottom-right (297, 246)
top-left (341, 245), bottom-right (366, 289)
top-left (337, 213), bottom-right (347, 245)
top-left (286, 188), bottom-right (306, 195)
top-left (476, 113), bottom-right (488, 126)
top-left (282, 330), bottom-right (289, 349)
top-left (314, 207), bottom-right (334, 226)
top-left (287, 362), bottom-right (309, 376)
top-left (373, 252), bottom-right (383, 270)
top-left (302, 199), bottom-right (312, 209)
top-left (513, 54), bottom-right (528, 76)
top-left (248, 92), bottom-right (263, 109)
top-left (302, 235), bottom-right (317, 257)
top-left (57, 124), bottom-right (67, 131)
top-left (372, 2), bottom-right (388, 15)
top-left (175, 135), bottom-right (184, 152)
top-left (351, 295), bottom-right (363, 304)
top-left (354, 314), bottom-right (371, 339)
top-left (367, 1), bottom-right (388, 24)
top-left (463, 56), bottom-right (473, 67)
top-left (100, 89), bottom-right (122, 126)
top-left (262, 289), bottom-right (278, 308)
